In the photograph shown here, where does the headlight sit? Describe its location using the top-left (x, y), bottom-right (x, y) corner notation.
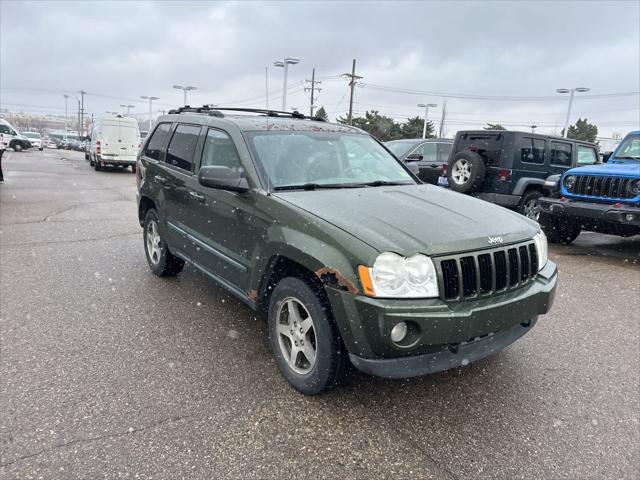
top-left (629, 179), bottom-right (640, 196)
top-left (563, 175), bottom-right (576, 189)
top-left (533, 231), bottom-right (548, 271)
top-left (360, 252), bottom-right (439, 298)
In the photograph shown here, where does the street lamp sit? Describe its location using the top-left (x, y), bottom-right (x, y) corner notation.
top-left (173, 85), bottom-right (197, 106)
top-left (63, 94), bottom-right (69, 140)
top-left (417, 103), bottom-right (437, 139)
top-left (273, 57), bottom-right (300, 111)
top-left (556, 87), bottom-right (590, 138)
top-left (120, 104), bottom-right (135, 115)
top-left (140, 95), bottom-right (160, 131)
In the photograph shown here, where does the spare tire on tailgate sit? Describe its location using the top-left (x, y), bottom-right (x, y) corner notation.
top-left (447, 151), bottom-right (486, 193)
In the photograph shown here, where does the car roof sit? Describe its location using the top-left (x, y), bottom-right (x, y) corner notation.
top-left (385, 138), bottom-right (452, 144)
top-left (158, 112), bottom-right (365, 135)
top-left (456, 129), bottom-right (596, 144)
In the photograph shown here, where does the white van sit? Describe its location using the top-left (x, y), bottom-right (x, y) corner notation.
top-left (0, 118), bottom-right (32, 152)
top-left (89, 115), bottom-right (141, 171)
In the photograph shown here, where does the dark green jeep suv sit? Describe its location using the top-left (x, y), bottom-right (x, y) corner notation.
top-left (136, 107), bottom-right (557, 395)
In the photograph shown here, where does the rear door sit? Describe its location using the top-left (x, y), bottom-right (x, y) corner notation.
top-left (99, 119), bottom-right (140, 162)
top-left (412, 142), bottom-right (441, 184)
top-left (512, 137), bottom-right (548, 187)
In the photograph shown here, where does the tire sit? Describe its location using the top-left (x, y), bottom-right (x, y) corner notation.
top-left (142, 209), bottom-right (184, 277)
top-left (539, 213), bottom-right (581, 245)
top-left (94, 161), bottom-right (101, 171)
top-left (518, 190), bottom-right (543, 222)
top-left (268, 277), bottom-right (349, 395)
top-left (447, 151), bottom-right (486, 193)
top-left (12, 142), bottom-right (23, 152)
top-left (131, 164), bottom-right (137, 173)
top-left (85, 153), bottom-right (89, 160)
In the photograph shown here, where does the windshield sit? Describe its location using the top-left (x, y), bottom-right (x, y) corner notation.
top-left (23, 132), bottom-right (40, 139)
top-left (385, 141), bottom-right (418, 157)
top-left (613, 136), bottom-right (640, 161)
top-left (247, 131), bottom-right (415, 189)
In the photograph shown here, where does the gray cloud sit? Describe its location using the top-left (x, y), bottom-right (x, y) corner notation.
top-left (1, 0), bottom-right (638, 137)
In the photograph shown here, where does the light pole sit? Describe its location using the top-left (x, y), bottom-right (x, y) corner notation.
top-left (273, 57), bottom-right (300, 111)
top-left (120, 104), bottom-right (135, 115)
top-left (417, 103), bottom-right (437, 139)
top-left (556, 87), bottom-right (590, 138)
top-left (173, 85), bottom-right (197, 106)
top-left (140, 96), bottom-right (160, 131)
top-left (63, 94), bottom-right (69, 140)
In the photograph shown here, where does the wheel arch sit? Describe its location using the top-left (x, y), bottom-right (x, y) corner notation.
top-left (138, 196), bottom-right (156, 226)
top-left (512, 177), bottom-right (546, 196)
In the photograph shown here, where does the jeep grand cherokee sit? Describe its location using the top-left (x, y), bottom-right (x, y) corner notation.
top-left (136, 106), bottom-right (557, 395)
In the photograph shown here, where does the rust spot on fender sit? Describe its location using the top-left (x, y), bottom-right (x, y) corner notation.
top-left (315, 267), bottom-right (359, 294)
top-left (248, 289), bottom-right (258, 301)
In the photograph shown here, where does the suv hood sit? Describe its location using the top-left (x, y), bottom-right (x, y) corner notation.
top-left (275, 185), bottom-right (538, 256)
top-left (567, 162), bottom-right (640, 177)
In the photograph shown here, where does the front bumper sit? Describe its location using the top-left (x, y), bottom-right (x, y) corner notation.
top-left (539, 197), bottom-right (640, 227)
top-left (327, 260), bottom-right (557, 378)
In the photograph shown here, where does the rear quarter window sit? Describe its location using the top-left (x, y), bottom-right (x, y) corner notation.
top-left (550, 141), bottom-right (573, 167)
top-left (144, 123), bottom-right (172, 161)
top-left (519, 137), bottom-right (546, 164)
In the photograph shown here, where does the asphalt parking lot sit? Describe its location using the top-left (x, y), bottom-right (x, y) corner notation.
top-left (1, 148), bottom-right (638, 479)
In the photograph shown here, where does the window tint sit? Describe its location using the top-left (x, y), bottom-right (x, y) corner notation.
top-left (551, 141), bottom-right (573, 166)
top-left (520, 137), bottom-right (545, 164)
top-left (200, 129), bottom-right (243, 170)
top-left (577, 145), bottom-right (597, 165)
top-left (166, 124), bottom-right (201, 171)
top-left (456, 134), bottom-right (504, 164)
top-left (437, 143), bottom-right (452, 162)
top-left (417, 143), bottom-right (437, 161)
top-left (144, 123), bottom-right (171, 161)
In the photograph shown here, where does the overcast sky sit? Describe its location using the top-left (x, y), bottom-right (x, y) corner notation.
top-left (1, 0), bottom-right (639, 138)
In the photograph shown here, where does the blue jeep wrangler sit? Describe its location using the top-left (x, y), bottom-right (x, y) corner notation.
top-left (538, 131), bottom-right (640, 244)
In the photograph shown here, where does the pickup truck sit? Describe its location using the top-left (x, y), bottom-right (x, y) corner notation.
top-left (538, 131), bottom-right (640, 244)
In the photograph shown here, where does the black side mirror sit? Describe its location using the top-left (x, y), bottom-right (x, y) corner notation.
top-left (198, 165), bottom-right (249, 193)
top-left (405, 153), bottom-right (423, 162)
top-left (601, 151), bottom-right (612, 163)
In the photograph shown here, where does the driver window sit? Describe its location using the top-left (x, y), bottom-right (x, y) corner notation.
top-left (200, 129), bottom-right (243, 172)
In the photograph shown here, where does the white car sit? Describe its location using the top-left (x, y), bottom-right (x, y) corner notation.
top-left (22, 131), bottom-right (44, 150)
top-left (0, 118), bottom-right (32, 152)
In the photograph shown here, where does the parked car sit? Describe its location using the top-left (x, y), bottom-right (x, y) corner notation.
top-left (0, 119), bottom-right (32, 152)
top-left (45, 139), bottom-right (58, 149)
top-left (22, 131), bottom-right (44, 150)
top-left (89, 114), bottom-right (141, 171)
top-left (384, 138), bottom-right (453, 185)
top-left (136, 106), bottom-right (557, 395)
top-left (538, 131), bottom-right (639, 244)
top-left (445, 130), bottom-right (599, 220)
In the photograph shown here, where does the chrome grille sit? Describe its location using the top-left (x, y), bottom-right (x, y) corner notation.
top-left (437, 241), bottom-right (539, 300)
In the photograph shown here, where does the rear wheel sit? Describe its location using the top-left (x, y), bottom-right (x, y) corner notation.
top-left (518, 190), bottom-right (543, 221)
top-left (539, 213), bottom-right (581, 244)
top-left (447, 151), bottom-right (486, 193)
top-left (268, 277), bottom-right (349, 395)
top-left (143, 209), bottom-right (184, 276)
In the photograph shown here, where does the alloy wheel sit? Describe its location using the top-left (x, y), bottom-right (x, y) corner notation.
top-left (451, 159), bottom-right (471, 184)
top-left (146, 220), bottom-right (161, 265)
top-left (276, 297), bottom-right (317, 375)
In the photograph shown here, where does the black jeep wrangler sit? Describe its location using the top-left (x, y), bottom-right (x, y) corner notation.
top-left (445, 130), bottom-right (599, 220)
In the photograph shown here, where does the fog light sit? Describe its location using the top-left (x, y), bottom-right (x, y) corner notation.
top-left (391, 322), bottom-right (408, 343)
top-left (626, 214), bottom-right (634, 222)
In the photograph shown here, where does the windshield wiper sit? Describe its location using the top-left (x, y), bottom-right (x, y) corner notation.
top-left (273, 183), bottom-right (362, 191)
top-left (358, 180), bottom-right (414, 187)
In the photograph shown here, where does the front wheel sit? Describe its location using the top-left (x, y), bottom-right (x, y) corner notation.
top-left (12, 143), bottom-right (23, 152)
top-left (143, 209), bottom-right (184, 276)
top-left (539, 213), bottom-right (581, 244)
top-left (268, 277), bottom-right (349, 395)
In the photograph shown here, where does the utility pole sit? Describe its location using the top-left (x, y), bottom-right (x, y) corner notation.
top-left (530, 124), bottom-right (537, 133)
top-left (342, 59), bottom-right (363, 125)
top-left (141, 96), bottom-right (160, 131)
top-left (438, 99), bottom-right (447, 139)
top-left (120, 104), bottom-right (135, 115)
top-left (77, 100), bottom-right (81, 137)
top-left (265, 66), bottom-right (269, 110)
top-left (79, 90), bottom-right (86, 136)
top-left (63, 94), bottom-right (69, 140)
top-left (305, 68), bottom-right (322, 117)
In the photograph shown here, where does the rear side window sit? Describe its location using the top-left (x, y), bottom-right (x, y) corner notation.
top-left (144, 123), bottom-right (171, 161)
top-left (166, 124), bottom-right (201, 171)
top-left (577, 145), bottom-right (597, 165)
top-left (550, 141), bottom-right (573, 166)
top-left (520, 137), bottom-right (546, 164)
top-left (200, 129), bottom-right (243, 170)
top-left (456, 134), bottom-right (504, 164)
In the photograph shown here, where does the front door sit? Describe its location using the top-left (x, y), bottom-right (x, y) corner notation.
top-left (188, 128), bottom-right (260, 293)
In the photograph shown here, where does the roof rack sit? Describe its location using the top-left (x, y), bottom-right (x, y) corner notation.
top-left (166, 105), bottom-right (326, 121)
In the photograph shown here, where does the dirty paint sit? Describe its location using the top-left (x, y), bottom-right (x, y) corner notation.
top-left (315, 267), bottom-right (359, 294)
top-left (248, 289), bottom-right (258, 301)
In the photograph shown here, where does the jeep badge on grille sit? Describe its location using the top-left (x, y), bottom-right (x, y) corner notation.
top-left (488, 236), bottom-right (504, 245)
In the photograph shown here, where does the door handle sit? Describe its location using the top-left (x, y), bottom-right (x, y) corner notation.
top-left (189, 191), bottom-right (205, 202)
top-left (154, 175), bottom-right (167, 184)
